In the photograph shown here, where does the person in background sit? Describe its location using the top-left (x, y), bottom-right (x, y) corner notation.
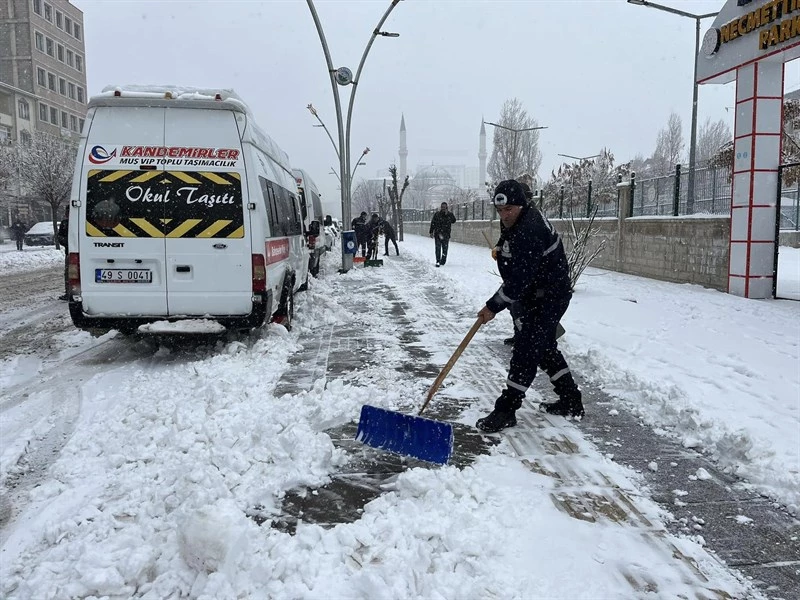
top-left (381, 219), bottom-right (399, 256)
top-left (11, 218), bottom-right (26, 251)
top-left (429, 201), bottom-right (456, 267)
top-left (57, 207), bottom-right (69, 301)
top-left (366, 213), bottom-right (382, 260)
top-left (476, 179), bottom-right (584, 433)
top-left (351, 211), bottom-right (369, 257)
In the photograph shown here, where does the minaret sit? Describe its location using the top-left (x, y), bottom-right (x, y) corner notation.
top-left (399, 114), bottom-right (408, 185)
top-left (478, 119), bottom-right (487, 189)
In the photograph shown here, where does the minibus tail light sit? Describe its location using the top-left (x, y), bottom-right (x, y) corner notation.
top-left (252, 254), bottom-right (266, 293)
top-left (68, 253), bottom-right (81, 295)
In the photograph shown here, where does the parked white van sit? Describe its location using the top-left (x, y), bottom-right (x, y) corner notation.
top-left (66, 85), bottom-right (309, 334)
top-left (292, 168), bottom-right (328, 277)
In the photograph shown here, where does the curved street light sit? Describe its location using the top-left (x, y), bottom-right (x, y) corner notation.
top-left (305, 0), bottom-right (403, 272)
top-left (558, 153), bottom-right (601, 162)
top-left (626, 0), bottom-right (718, 213)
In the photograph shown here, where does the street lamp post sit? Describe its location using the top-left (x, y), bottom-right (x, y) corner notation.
top-left (484, 121), bottom-right (547, 179)
top-left (627, 0), bottom-right (718, 213)
top-left (305, 0), bottom-right (402, 272)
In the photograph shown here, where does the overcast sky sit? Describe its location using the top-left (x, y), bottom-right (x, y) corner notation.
top-left (78, 0), bottom-right (796, 217)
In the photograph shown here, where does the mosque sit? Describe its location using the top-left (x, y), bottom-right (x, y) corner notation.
top-left (374, 115), bottom-right (488, 210)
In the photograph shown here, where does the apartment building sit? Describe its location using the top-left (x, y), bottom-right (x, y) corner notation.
top-left (0, 0), bottom-right (87, 223)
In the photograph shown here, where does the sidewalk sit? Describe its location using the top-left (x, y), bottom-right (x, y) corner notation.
top-left (272, 246), bottom-right (800, 600)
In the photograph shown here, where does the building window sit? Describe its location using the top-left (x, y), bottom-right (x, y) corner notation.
top-left (56, 11), bottom-right (62, 28)
top-left (59, 78), bottom-right (66, 96)
top-left (65, 16), bottom-right (72, 35)
top-left (73, 23), bottom-right (81, 40)
top-left (49, 106), bottom-right (58, 124)
top-left (79, 118), bottom-right (85, 132)
top-left (36, 67), bottom-right (46, 86)
top-left (75, 55), bottom-right (83, 72)
top-left (33, 0), bottom-right (42, 16)
top-left (18, 99), bottom-right (30, 120)
top-left (43, 2), bottom-right (51, 21)
top-left (0, 125), bottom-right (11, 145)
top-left (66, 49), bottom-right (74, 67)
top-left (20, 130), bottom-right (32, 146)
top-left (76, 87), bottom-right (84, 103)
top-left (47, 72), bottom-right (55, 91)
top-left (39, 102), bottom-right (48, 121)
top-left (35, 31), bottom-right (44, 52)
top-left (45, 37), bottom-right (53, 57)
top-left (61, 111), bottom-right (68, 129)
top-left (57, 44), bottom-right (64, 62)
top-left (70, 115), bottom-right (78, 131)
top-left (68, 82), bottom-right (75, 100)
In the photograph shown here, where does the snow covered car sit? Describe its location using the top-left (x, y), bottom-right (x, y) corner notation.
top-left (24, 221), bottom-right (56, 246)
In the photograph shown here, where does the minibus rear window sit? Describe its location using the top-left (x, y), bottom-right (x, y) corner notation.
top-left (84, 169), bottom-right (244, 238)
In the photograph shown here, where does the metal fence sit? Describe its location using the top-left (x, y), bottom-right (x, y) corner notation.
top-left (630, 165), bottom-right (732, 217)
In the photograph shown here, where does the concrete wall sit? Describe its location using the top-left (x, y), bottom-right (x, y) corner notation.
top-left (779, 230), bottom-right (800, 248)
top-left (403, 213), bottom-right (731, 291)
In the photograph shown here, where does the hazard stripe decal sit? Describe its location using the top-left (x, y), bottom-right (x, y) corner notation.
top-left (166, 219), bottom-right (203, 238)
top-left (84, 169), bottom-right (245, 238)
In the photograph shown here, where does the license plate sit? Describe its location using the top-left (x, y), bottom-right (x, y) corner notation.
top-left (95, 269), bottom-right (152, 283)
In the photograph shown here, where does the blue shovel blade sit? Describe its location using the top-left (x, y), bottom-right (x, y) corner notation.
top-left (355, 404), bottom-right (454, 465)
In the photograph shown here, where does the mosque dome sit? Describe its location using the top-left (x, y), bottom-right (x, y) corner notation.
top-left (412, 165), bottom-right (456, 190)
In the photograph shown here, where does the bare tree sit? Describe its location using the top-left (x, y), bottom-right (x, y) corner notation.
top-left (487, 98), bottom-right (543, 181)
top-left (388, 164), bottom-right (409, 241)
top-left (651, 112), bottom-right (685, 175)
top-left (696, 117), bottom-right (731, 166)
top-left (351, 178), bottom-right (383, 217)
top-left (17, 132), bottom-right (77, 248)
top-left (0, 144), bottom-right (13, 191)
top-left (565, 206), bottom-right (607, 291)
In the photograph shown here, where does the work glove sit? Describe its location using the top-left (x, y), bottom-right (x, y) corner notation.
top-left (491, 247), bottom-right (498, 261)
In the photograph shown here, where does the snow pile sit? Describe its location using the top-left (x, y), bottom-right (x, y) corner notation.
top-left (0, 244), bottom-right (63, 275)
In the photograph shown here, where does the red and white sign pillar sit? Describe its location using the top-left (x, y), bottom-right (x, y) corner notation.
top-left (729, 60), bottom-right (782, 298)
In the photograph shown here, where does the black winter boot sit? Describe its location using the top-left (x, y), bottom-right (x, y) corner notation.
top-left (476, 389), bottom-right (523, 432)
top-left (542, 372), bottom-right (584, 418)
top-left (541, 396), bottom-right (584, 418)
top-left (476, 408), bottom-right (517, 433)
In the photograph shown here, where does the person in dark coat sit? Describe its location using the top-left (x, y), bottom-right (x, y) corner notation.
top-left (476, 179), bottom-right (584, 433)
top-left (57, 208), bottom-right (69, 300)
top-left (11, 219), bottom-right (27, 251)
top-left (381, 219), bottom-right (399, 256)
top-left (429, 201), bottom-right (456, 266)
top-left (351, 212), bottom-right (369, 257)
top-left (365, 213), bottom-right (381, 260)
top-left (497, 180), bottom-right (536, 345)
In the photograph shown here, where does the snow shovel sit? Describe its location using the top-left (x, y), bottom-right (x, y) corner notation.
top-left (481, 231), bottom-right (566, 340)
top-left (356, 317), bottom-right (483, 465)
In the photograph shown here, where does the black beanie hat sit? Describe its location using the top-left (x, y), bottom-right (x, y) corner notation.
top-left (493, 180), bottom-right (528, 207)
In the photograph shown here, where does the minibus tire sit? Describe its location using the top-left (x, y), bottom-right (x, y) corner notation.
top-left (272, 277), bottom-right (295, 330)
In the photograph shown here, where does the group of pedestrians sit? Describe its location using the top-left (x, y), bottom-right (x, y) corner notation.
top-left (350, 212), bottom-right (399, 258)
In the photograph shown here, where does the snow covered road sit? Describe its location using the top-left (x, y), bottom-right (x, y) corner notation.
top-left (0, 237), bottom-right (796, 598)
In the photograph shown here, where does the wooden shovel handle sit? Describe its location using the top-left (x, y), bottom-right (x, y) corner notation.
top-left (418, 317), bottom-right (483, 415)
top-left (481, 230), bottom-right (494, 249)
